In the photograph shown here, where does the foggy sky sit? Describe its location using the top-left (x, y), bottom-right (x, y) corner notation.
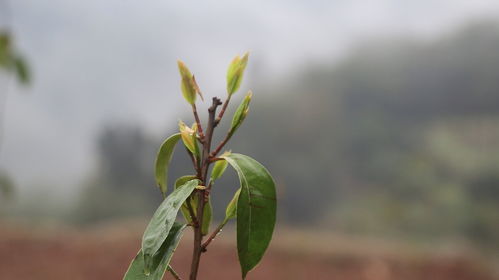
top-left (2, 0), bottom-right (499, 196)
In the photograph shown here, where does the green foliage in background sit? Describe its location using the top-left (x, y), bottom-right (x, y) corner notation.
top-left (73, 21), bottom-right (499, 252)
top-left (0, 31), bottom-right (30, 84)
top-left (235, 21), bottom-right (499, 247)
top-left (0, 30), bottom-right (30, 203)
top-left (0, 171), bottom-right (14, 200)
top-left (123, 53), bottom-right (276, 279)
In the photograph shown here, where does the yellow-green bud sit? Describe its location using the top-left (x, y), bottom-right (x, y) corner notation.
top-left (226, 52), bottom-right (249, 96)
top-left (230, 91), bottom-right (252, 135)
top-left (224, 188), bottom-right (240, 222)
top-left (210, 151), bottom-right (231, 181)
top-left (177, 60), bottom-right (197, 105)
top-left (178, 120), bottom-right (198, 155)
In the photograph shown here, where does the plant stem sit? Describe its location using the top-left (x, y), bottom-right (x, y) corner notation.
top-left (192, 104), bottom-right (205, 141)
top-left (214, 96), bottom-right (231, 127)
top-left (186, 196), bottom-right (198, 227)
top-left (189, 97), bottom-right (222, 280)
top-left (185, 147), bottom-right (200, 177)
top-left (210, 131), bottom-right (233, 158)
top-left (201, 220), bottom-right (227, 250)
top-left (189, 190), bottom-right (204, 280)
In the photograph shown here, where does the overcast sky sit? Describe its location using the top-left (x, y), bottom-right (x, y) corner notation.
top-left (2, 0), bottom-right (499, 196)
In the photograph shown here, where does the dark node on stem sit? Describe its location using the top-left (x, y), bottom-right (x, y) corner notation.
top-left (214, 97), bottom-right (231, 127)
top-left (208, 157), bottom-right (224, 163)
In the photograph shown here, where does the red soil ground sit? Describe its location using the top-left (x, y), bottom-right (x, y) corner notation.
top-left (0, 222), bottom-right (497, 280)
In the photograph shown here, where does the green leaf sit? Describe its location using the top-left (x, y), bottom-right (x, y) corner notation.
top-left (0, 33), bottom-right (11, 68)
top-left (142, 179), bottom-right (198, 273)
top-left (14, 56), bottom-right (30, 84)
top-left (124, 223), bottom-right (186, 280)
top-left (227, 52), bottom-right (249, 96)
top-left (154, 133), bottom-right (181, 196)
top-left (178, 121), bottom-right (200, 157)
top-left (177, 60), bottom-right (196, 105)
top-left (224, 188), bottom-right (240, 223)
top-left (210, 157), bottom-right (228, 181)
top-left (221, 153), bottom-right (276, 279)
top-left (175, 175), bottom-right (197, 225)
top-left (227, 56), bottom-right (241, 86)
top-left (201, 197), bottom-right (212, 235)
top-left (175, 175), bottom-right (198, 189)
top-left (175, 175), bottom-right (212, 235)
top-left (230, 91), bottom-right (252, 136)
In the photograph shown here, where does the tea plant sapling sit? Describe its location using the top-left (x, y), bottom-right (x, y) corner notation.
top-left (123, 53), bottom-right (277, 280)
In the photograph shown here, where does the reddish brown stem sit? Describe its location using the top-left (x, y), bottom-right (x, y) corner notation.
top-left (208, 157), bottom-right (224, 163)
top-left (189, 97), bottom-right (222, 280)
top-left (192, 104), bottom-right (205, 141)
top-left (185, 147), bottom-right (200, 176)
top-left (214, 96), bottom-right (231, 126)
top-left (185, 196), bottom-right (198, 227)
top-left (201, 221), bottom-right (226, 251)
top-left (210, 131), bottom-right (233, 158)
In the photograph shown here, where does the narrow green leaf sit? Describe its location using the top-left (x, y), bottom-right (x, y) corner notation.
top-left (222, 153), bottom-right (277, 279)
top-left (154, 133), bottom-right (181, 196)
top-left (174, 175), bottom-right (212, 235)
top-left (14, 56), bottom-right (30, 84)
top-left (175, 175), bottom-right (197, 225)
top-left (202, 198), bottom-right (212, 235)
top-left (210, 158), bottom-right (228, 181)
top-left (230, 91), bottom-right (252, 136)
top-left (124, 223), bottom-right (186, 280)
top-left (226, 56), bottom-right (241, 87)
top-left (224, 188), bottom-right (240, 223)
top-left (142, 179), bottom-right (198, 272)
top-left (227, 52), bottom-right (249, 96)
top-left (177, 60), bottom-right (196, 105)
top-left (175, 175), bottom-right (197, 189)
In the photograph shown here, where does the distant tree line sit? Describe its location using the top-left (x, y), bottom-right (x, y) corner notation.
top-left (74, 21), bottom-right (499, 248)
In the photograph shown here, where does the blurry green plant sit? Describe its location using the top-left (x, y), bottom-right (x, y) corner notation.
top-left (0, 30), bottom-right (30, 200)
top-left (0, 31), bottom-right (30, 84)
top-left (0, 171), bottom-right (14, 200)
top-left (123, 53), bottom-right (277, 280)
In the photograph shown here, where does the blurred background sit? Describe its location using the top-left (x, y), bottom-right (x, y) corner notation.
top-left (1, 0), bottom-right (499, 279)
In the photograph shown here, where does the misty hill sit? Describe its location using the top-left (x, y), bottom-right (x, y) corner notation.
top-left (76, 21), bottom-right (499, 247)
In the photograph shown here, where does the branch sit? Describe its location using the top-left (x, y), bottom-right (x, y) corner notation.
top-left (189, 97), bottom-right (222, 280)
top-left (185, 147), bottom-right (200, 176)
top-left (192, 104), bottom-right (205, 141)
top-left (208, 157), bottom-right (224, 163)
top-left (210, 131), bottom-right (233, 158)
top-left (186, 196), bottom-right (198, 227)
top-left (214, 96), bottom-right (231, 127)
top-left (201, 220), bottom-right (227, 251)
top-left (201, 97), bottom-right (223, 179)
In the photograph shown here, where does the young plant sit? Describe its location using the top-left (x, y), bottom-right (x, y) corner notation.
top-left (123, 53), bottom-right (277, 280)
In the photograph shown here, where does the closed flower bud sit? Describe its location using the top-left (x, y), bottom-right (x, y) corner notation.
top-left (177, 60), bottom-right (197, 105)
top-left (226, 52), bottom-right (249, 96)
